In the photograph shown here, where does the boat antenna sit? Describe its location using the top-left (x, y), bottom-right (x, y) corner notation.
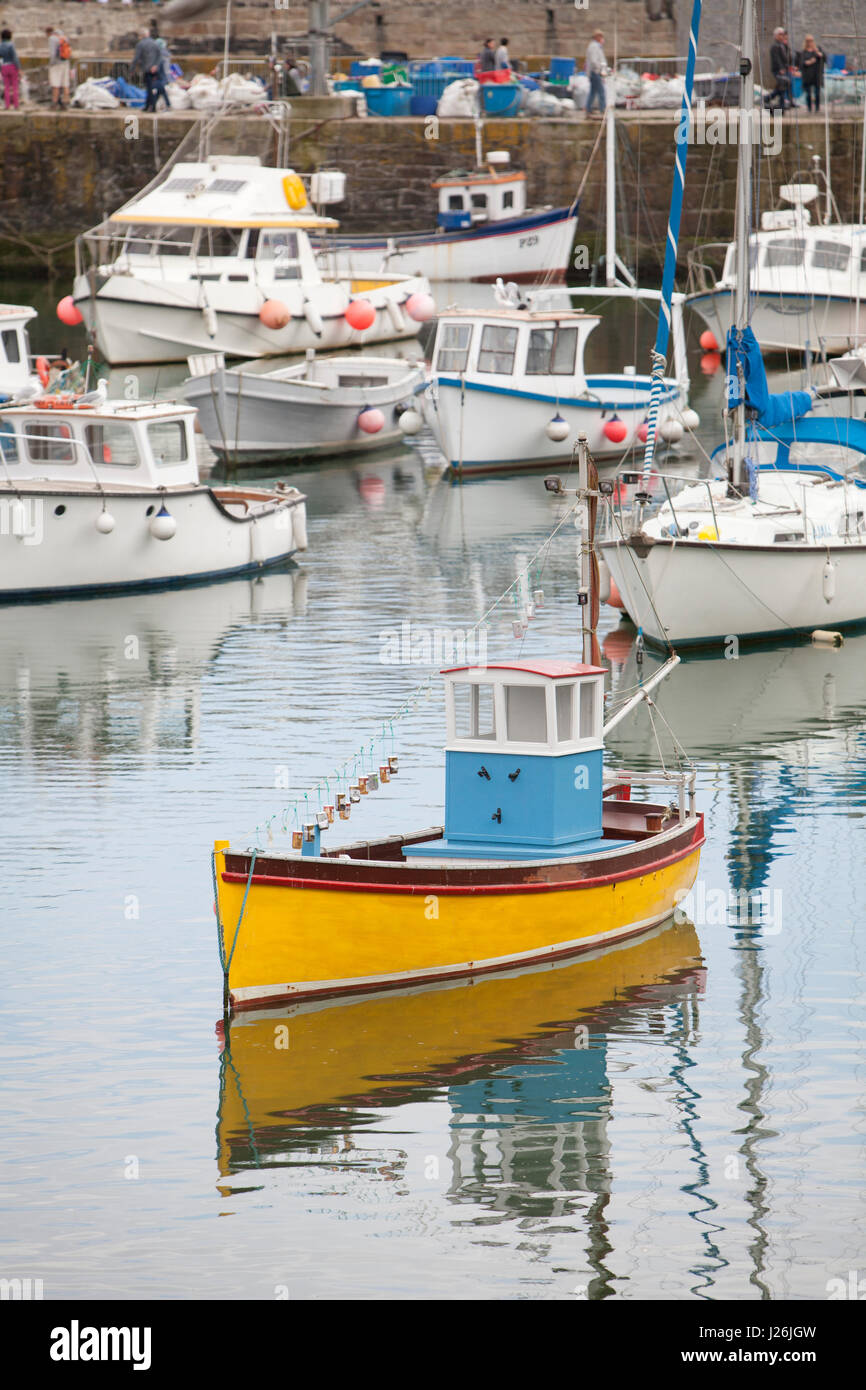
top-left (638, 0), bottom-right (704, 509)
top-left (576, 434), bottom-right (601, 667)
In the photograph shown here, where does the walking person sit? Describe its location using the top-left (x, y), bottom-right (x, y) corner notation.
top-left (46, 27), bottom-right (71, 110)
top-left (494, 38), bottom-right (510, 71)
top-left (795, 34), bottom-right (826, 113)
top-left (768, 26), bottom-right (795, 110)
top-left (585, 30), bottom-right (607, 118)
top-left (132, 28), bottom-right (168, 113)
top-left (0, 29), bottom-right (21, 110)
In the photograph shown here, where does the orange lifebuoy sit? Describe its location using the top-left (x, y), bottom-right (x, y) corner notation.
top-left (36, 356), bottom-right (50, 388)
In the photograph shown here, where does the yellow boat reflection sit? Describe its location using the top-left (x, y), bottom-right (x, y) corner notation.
top-left (216, 917), bottom-right (703, 1178)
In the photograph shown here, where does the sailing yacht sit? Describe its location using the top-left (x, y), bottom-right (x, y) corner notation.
top-left (601, 0), bottom-right (866, 648)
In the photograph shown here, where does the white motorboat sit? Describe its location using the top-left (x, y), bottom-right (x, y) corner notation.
top-left (183, 350), bottom-right (426, 466)
top-left (424, 303), bottom-right (689, 472)
top-left (71, 157), bottom-right (432, 366)
top-left (687, 177), bottom-right (866, 355)
top-left (312, 147), bottom-right (577, 284)
top-left (0, 391), bottom-right (307, 600)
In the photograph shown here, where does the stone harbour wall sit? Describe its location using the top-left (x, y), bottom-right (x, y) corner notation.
top-left (2, 109), bottom-right (865, 276)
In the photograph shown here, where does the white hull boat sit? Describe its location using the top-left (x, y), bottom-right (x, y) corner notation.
top-left (601, 418), bottom-right (866, 647)
top-left (688, 285), bottom-right (866, 358)
top-left (0, 393), bottom-right (307, 600)
top-left (0, 305), bottom-right (41, 398)
top-left (71, 157), bottom-right (432, 365)
top-left (425, 305), bottom-right (689, 472)
top-left (184, 353), bottom-right (426, 465)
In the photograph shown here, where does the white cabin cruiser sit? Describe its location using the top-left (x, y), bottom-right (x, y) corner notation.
top-left (687, 180), bottom-right (866, 355)
top-left (71, 157), bottom-right (432, 365)
top-left (312, 150), bottom-right (577, 284)
top-left (425, 304), bottom-right (689, 472)
top-left (0, 393), bottom-right (307, 600)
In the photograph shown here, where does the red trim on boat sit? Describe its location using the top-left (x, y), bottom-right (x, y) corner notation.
top-left (221, 822), bottom-right (705, 896)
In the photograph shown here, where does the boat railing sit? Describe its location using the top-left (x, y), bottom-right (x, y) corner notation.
top-left (604, 768), bottom-right (697, 823)
top-left (685, 243), bottom-right (730, 294)
top-left (606, 468), bottom-right (723, 541)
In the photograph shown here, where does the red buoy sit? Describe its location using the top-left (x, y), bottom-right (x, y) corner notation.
top-left (57, 295), bottom-right (83, 327)
top-left (345, 299), bottom-right (376, 331)
top-left (603, 416), bottom-right (628, 444)
top-left (699, 328), bottom-right (719, 352)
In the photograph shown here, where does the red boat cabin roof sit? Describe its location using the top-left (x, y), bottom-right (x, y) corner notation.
top-left (442, 660), bottom-right (606, 679)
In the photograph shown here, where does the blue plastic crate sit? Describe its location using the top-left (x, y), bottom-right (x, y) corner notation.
top-left (437, 210), bottom-right (472, 230)
top-left (365, 85), bottom-right (412, 117)
top-left (350, 59), bottom-right (383, 77)
top-left (549, 56), bottom-right (576, 83)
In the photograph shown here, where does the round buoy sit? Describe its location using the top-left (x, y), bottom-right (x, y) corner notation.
top-left (57, 295), bottom-right (83, 327)
top-left (150, 505), bottom-right (177, 541)
top-left (603, 416), bottom-right (628, 444)
top-left (681, 406), bottom-right (700, 431)
top-left (699, 329), bottom-right (719, 352)
top-left (259, 299), bottom-right (290, 330)
top-left (95, 510), bottom-right (116, 534)
top-left (358, 407), bottom-right (385, 434)
top-left (345, 299), bottom-right (376, 331)
top-left (398, 407), bottom-right (423, 435)
top-left (637, 420), bottom-right (650, 443)
top-left (701, 350), bottom-right (722, 375)
top-left (546, 413), bottom-right (570, 442)
top-left (405, 292), bottom-right (436, 323)
top-left (660, 417), bottom-right (684, 444)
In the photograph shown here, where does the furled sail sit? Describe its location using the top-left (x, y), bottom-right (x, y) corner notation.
top-left (726, 325), bottom-right (812, 426)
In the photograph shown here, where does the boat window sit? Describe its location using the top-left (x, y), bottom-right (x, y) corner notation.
top-left (337, 375), bottom-right (389, 387)
top-left (503, 190), bottom-right (514, 210)
top-left (436, 323), bottom-right (472, 373)
top-left (452, 681), bottom-right (496, 740)
top-left (579, 681), bottom-right (597, 740)
top-left (448, 194), bottom-right (465, 211)
top-left (555, 683), bottom-right (574, 742)
top-left (812, 239), bottom-right (850, 272)
top-left (257, 230), bottom-right (301, 279)
top-left (202, 227), bottom-right (243, 259)
top-left (477, 324), bottom-right (518, 375)
top-left (505, 684), bottom-right (547, 743)
top-left (1, 329), bottom-right (21, 364)
top-left (471, 193), bottom-right (488, 211)
top-left (764, 238), bottom-right (805, 268)
top-left (154, 226), bottom-right (197, 257)
top-left (26, 423), bottom-right (75, 465)
top-left (526, 326), bottom-right (578, 375)
top-left (861, 248), bottom-right (866, 273)
top-left (123, 226), bottom-right (158, 256)
top-left (245, 229), bottom-right (260, 259)
top-left (147, 420), bottom-right (188, 465)
top-left (84, 422), bottom-right (140, 468)
top-left (0, 420), bottom-right (18, 463)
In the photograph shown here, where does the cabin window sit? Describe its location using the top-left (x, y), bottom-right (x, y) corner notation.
top-left (202, 227), bottom-right (243, 259)
top-left (861, 248), bottom-right (866, 274)
top-left (579, 681), bottom-right (597, 740)
top-left (0, 420), bottom-right (18, 462)
top-left (812, 240), bottom-right (850, 272)
top-left (526, 326), bottom-right (578, 375)
top-left (505, 684), bottom-right (547, 743)
top-left (84, 422), bottom-right (140, 468)
top-left (26, 423), bottom-right (75, 465)
top-left (436, 323), bottom-right (472, 373)
top-left (471, 193), bottom-right (488, 211)
top-left (477, 324), bottom-right (518, 375)
top-left (155, 226), bottom-right (198, 257)
top-left (448, 194), bottom-right (465, 211)
top-left (555, 683), bottom-right (574, 742)
top-left (452, 681), bottom-right (496, 740)
top-left (764, 238), bottom-right (805, 268)
top-left (257, 230), bottom-right (300, 279)
top-left (503, 190), bottom-right (514, 210)
top-left (147, 421), bottom-right (188, 465)
top-left (1, 329), bottom-right (21, 364)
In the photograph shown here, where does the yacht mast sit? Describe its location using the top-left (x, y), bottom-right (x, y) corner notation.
top-left (732, 0), bottom-right (755, 491)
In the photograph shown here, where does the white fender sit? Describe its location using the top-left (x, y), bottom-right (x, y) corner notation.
top-left (385, 298), bottom-right (405, 334)
top-left (822, 559), bottom-right (836, 603)
top-left (292, 501), bottom-right (308, 552)
top-left (303, 300), bottom-right (324, 337)
top-left (203, 305), bottom-right (218, 338)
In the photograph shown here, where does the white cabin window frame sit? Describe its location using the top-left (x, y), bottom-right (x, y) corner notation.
top-left (526, 324), bottom-right (579, 376)
top-left (445, 673), bottom-right (604, 754)
top-left (477, 323), bottom-right (519, 375)
top-left (436, 322), bottom-right (473, 374)
top-left (811, 239), bottom-right (851, 272)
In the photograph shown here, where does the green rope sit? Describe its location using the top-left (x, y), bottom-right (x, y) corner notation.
top-left (213, 847), bottom-right (258, 1013)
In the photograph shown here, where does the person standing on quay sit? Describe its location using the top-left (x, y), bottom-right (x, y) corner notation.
top-left (768, 26), bottom-right (795, 110)
top-left (495, 38), bottom-right (510, 71)
top-left (46, 27), bottom-right (71, 110)
top-left (795, 34), bottom-right (826, 112)
top-left (585, 30), bottom-right (606, 118)
top-left (132, 28), bottom-right (168, 113)
top-left (477, 38), bottom-right (496, 73)
top-left (0, 28), bottom-right (21, 110)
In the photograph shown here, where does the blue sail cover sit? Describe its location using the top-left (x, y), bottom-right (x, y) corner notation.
top-left (726, 326), bottom-right (812, 426)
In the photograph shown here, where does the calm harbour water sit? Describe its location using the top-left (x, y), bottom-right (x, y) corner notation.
top-left (1, 279), bottom-right (864, 1301)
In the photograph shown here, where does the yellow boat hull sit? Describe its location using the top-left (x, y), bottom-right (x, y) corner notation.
top-left (214, 830), bottom-right (703, 1009)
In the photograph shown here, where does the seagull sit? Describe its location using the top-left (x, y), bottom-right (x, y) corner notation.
top-left (75, 379), bottom-right (109, 408)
